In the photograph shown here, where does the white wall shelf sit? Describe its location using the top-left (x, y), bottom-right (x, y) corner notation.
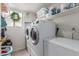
top-left (46, 6), bottom-right (79, 20)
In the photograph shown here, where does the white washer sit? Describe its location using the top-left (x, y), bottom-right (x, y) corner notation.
top-left (30, 20), bottom-right (56, 56)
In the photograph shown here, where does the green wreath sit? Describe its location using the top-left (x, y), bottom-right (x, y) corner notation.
top-left (10, 12), bottom-right (20, 22)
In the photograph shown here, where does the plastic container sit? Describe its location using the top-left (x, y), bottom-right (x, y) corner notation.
top-left (0, 46), bottom-right (13, 56)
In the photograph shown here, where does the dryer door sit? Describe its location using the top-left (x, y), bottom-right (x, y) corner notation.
top-left (26, 28), bottom-right (29, 39)
top-left (30, 27), bottom-right (39, 45)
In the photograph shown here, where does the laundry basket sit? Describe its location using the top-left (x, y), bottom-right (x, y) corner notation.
top-left (0, 46), bottom-right (13, 56)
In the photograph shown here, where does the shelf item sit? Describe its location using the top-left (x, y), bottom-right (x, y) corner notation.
top-left (46, 6), bottom-right (79, 20)
top-left (64, 3), bottom-right (76, 10)
top-left (48, 7), bottom-right (61, 15)
top-left (0, 36), bottom-right (7, 44)
top-left (36, 8), bottom-right (49, 19)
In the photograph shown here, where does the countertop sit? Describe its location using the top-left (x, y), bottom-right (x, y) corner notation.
top-left (46, 37), bottom-right (79, 53)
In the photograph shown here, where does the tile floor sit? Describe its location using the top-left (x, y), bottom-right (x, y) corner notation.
top-left (12, 49), bottom-right (30, 56)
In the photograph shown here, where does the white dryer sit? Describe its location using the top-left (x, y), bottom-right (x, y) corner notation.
top-left (25, 23), bottom-right (32, 55)
top-left (25, 22), bottom-right (31, 40)
top-left (30, 20), bottom-right (56, 56)
top-left (25, 26), bottom-right (30, 39)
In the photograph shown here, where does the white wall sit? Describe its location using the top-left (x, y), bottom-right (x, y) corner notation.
top-left (53, 13), bottom-right (79, 39)
top-left (48, 3), bottom-right (79, 39)
top-left (5, 8), bottom-right (36, 51)
top-left (6, 26), bottom-right (25, 51)
top-left (23, 12), bottom-right (36, 22)
top-left (53, 13), bottom-right (79, 30)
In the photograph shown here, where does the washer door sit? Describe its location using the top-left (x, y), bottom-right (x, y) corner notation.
top-left (26, 29), bottom-right (29, 36)
top-left (30, 27), bottom-right (39, 45)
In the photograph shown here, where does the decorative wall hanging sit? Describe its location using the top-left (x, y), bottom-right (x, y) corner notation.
top-left (10, 12), bottom-right (20, 27)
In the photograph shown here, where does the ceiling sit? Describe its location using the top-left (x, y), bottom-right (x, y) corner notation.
top-left (8, 3), bottom-right (52, 13)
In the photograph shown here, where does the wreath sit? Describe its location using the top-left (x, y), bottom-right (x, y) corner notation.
top-left (10, 12), bottom-right (21, 27)
top-left (10, 12), bottom-right (20, 22)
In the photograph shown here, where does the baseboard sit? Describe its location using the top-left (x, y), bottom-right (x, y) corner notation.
top-left (13, 48), bottom-right (26, 52)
